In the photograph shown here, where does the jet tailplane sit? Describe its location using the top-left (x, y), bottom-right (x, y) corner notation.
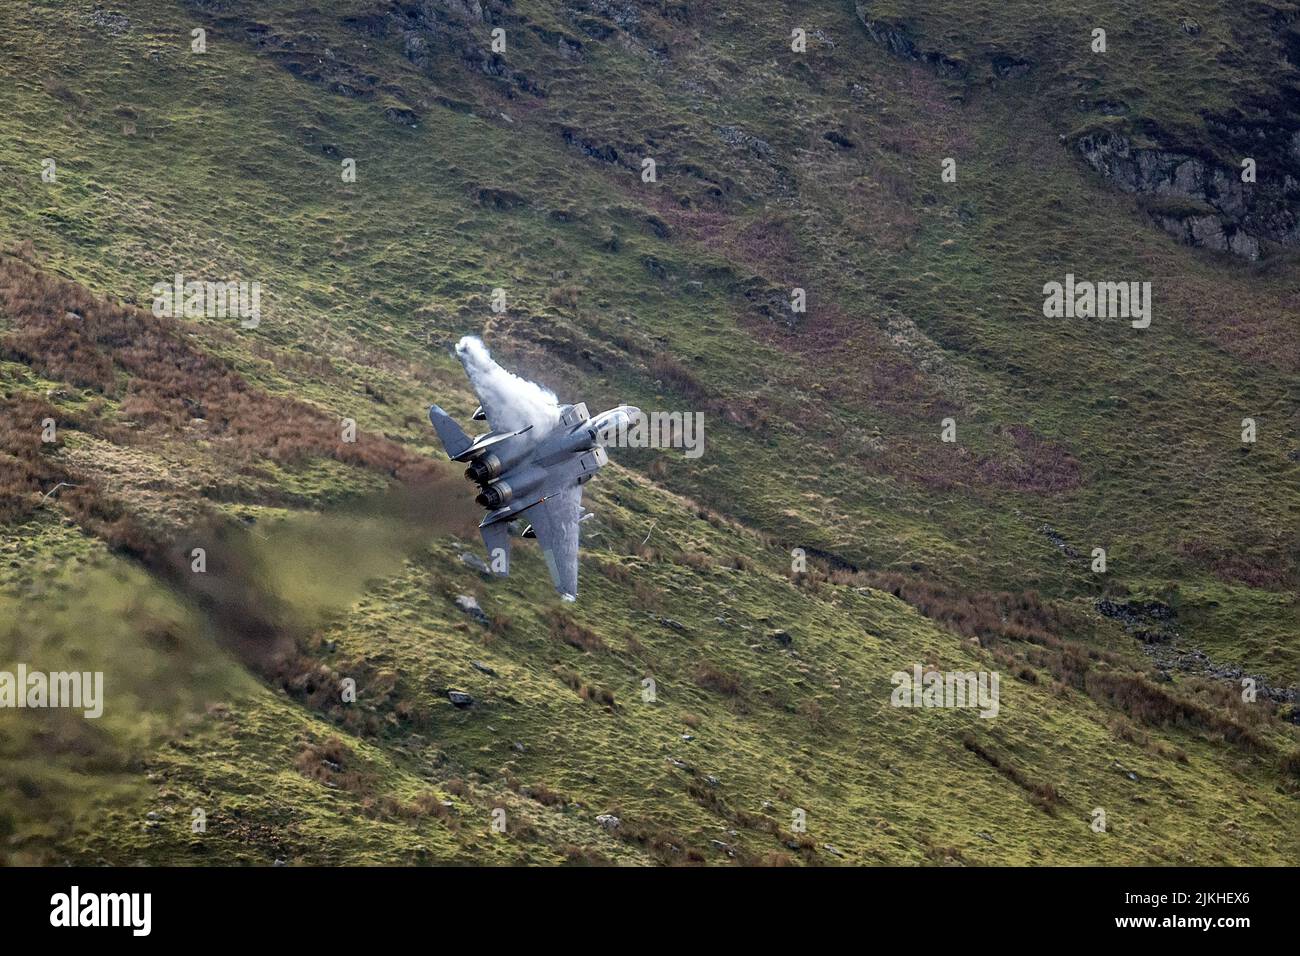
top-left (479, 521), bottom-right (511, 576)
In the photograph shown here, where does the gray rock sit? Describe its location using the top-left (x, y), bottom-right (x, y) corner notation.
top-left (454, 594), bottom-right (489, 625)
top-left (87, 8), bottom-right (131, 36)
top-left (447, 690), bottom-right (474, 709)
top-left (595, 813), bottom-right (621, 830)
top-left (716, 125), bottom-right (774, 158)
top-left (459, 551), bottom-right (493, 576)
top-left (1073, 130), bottom-right (1293, 259)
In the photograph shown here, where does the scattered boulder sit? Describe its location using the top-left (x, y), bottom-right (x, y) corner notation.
top-left (1112, 760), bottom-right (1138, 782)
top-left (470, 660), bottom-right (498, 677)
top-left (716, 125), bottom-right (774, 158)
top-left (459, 551), bottom-right (493, 576)
top-left (1039, 524), bottom-right (1080, 559)
top-left (1096, 598), bottom-right (1178, 644)
top-left (769, 629), bottom-right (793, 648)
top-left (595, 813), bottom-right (621, 831)
top-left (87, 8), bottom-right (131, 36)
top-left (454, 594), bottom-right (489, 625)
top-left (447, 690), bottom-right (475, 709)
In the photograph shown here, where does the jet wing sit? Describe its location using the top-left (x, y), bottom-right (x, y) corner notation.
top-left (527, 484), bottom-right (583, 600)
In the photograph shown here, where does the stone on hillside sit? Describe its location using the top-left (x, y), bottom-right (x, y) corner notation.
top-left (459, 551), bottom-right (493, 576)
top-left (454, 594), bottom-right (489, 625)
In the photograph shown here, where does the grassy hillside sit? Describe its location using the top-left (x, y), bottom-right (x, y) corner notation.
top-left (857, 0), bottom-right (1300, 140)
top-left (0, 0), bottom-right (1295, 864)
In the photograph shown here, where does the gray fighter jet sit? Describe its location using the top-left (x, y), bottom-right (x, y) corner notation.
top-left (429, 338), bottom-right (639, 601)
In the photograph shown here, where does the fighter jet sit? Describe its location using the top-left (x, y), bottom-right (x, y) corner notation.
top-left (429, 337), bottom-right (640, 601)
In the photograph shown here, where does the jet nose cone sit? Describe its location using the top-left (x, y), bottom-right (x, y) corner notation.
top-left (592, 405), bottom-right (641, 446)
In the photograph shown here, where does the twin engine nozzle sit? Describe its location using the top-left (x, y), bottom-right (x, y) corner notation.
top-left (467, 453), bottom-right (507, 508)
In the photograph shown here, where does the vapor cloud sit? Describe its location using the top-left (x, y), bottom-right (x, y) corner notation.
top-left (455, 336), bottom-right (560, 436)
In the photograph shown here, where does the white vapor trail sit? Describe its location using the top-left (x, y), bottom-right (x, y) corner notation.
top-left (454, 335), bottom-right (560, 435)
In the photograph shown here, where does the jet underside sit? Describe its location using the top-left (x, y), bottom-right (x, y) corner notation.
top-left (428, 337), bottom-right (637, 600)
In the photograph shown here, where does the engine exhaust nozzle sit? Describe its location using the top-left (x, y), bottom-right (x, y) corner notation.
top-left (475, 480), bottom-right (511, 510)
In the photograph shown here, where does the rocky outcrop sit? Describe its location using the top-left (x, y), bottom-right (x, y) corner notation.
top-left (1074, 131), bottom-right (1298, 260)
top-left (853, 1), bottom-right (1300, 260)
top-left (854, 4), bottom-right (968, 79)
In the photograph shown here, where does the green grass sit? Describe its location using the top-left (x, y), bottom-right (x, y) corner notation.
top-left (0, 0), bottom-right (1294, 864)
top-left (860, 0), bottom-right (1300, 154)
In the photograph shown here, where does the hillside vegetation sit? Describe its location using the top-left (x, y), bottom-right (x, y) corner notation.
top-left (0, 0), bottom-right (1295, 864)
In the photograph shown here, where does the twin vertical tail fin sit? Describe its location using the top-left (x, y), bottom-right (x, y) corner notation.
top-left (429, 404), bottom-right (512, 574)
top-left (428, 405), bottom-right (473, 460)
